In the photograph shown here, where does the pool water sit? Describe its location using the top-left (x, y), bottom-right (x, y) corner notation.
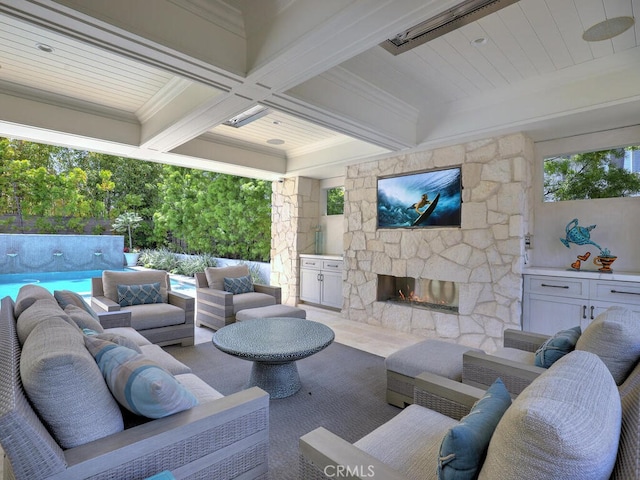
top-left (0, 269), bottom-right (195, 300)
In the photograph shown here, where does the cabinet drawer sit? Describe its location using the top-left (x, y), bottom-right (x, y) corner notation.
top-left (301, 258), bottom-right (322, 269)
top-left (525, 275), bottom-right (588, 298)
top-left (322, 260), bottom-right (343, 271)
top-left (591, 280), bottom-right (640, 305)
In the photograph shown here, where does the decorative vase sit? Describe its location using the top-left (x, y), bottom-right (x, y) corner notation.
top-left (124, 252), bottom-right (140, 266)
top-left (593, 255), bottom-right (617, 273)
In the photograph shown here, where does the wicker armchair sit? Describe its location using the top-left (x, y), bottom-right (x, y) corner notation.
top-left (462, 329), bottom-right (549, 396)
top-left (195, 266), bottom-right (281, 330)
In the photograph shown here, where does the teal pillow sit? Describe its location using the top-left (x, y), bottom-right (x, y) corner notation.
top-left (223, 275), bottom-right (254, 294)
top-left (116, 282), bottom-right (163, 307)
top-left (438, 378), bottom-right (512, 480)
top-left (534, 326), bottom-right (581, 368)
top-left (54, 289), bottom-right (100, 321)
top-left (84, 336), bottom-right (198, 418)
top-left (64, 304), bottom-right (104, 332)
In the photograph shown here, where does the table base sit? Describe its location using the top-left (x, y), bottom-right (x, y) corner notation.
top-left (248, 361), bottom-right (301, 399)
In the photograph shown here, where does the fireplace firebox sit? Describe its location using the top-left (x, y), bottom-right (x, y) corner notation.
top-left (377, 274), bottom-right (459, 313)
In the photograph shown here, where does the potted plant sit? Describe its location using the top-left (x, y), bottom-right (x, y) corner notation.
top-left (112, 212), bottom-right (143, 266)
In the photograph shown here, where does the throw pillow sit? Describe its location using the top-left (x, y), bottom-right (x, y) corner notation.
top-left (117, 282), bottom-right (163, 307)
top-left (54, 289), bottom-right (100, 321)
top-left (438, 378), bottom-right (512, 480)
top-left (64, 304), bottom-right (104, 332)
top-left (84, 336), bottom-right (198, 418)
top-left (534, 325), bottom-right (581, 368)
top-left (576, 306), bottom-right (640, 385)
top-left (14, 284), bottom-right (56, 317)
top-left (223, 275), bottom-right (254, 294)
top-left (94, 331), bottom-right (143, 353)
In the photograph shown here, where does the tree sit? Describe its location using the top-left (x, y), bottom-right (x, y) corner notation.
top-left (544, 147), bottom-right (640, 202)
top-left (112, 211), bottom-right (143, 251)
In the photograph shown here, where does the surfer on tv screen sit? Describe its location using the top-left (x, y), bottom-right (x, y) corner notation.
top-left (407, 193), bottom-right (431, 214)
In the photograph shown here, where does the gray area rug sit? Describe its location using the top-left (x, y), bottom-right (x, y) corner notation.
top-left (163, 341), bottom-right (401, 480)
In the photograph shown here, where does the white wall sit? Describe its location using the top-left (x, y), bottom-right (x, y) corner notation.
top-left (530, 126), bottom-right (640, 273)
top-left (319, 177), bottom-right (345, 255)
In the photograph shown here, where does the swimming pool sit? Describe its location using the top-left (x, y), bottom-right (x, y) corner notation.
top-left (0, 269), bottom-right (195, 300)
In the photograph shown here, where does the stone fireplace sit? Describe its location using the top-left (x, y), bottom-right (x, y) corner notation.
top-left (377, 275), bottom-right (459, 313)
top-left (342, 133), bottom-right (535, 352)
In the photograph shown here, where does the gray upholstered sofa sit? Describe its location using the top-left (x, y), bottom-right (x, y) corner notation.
top-left (300, 348), bottom-right (639, 479)
top-left (91, 269), bottom-right (194, 346)
top-left (195, 265), bottom-right (281, 330)
top-left (0, 286), bottom-right (269, 480)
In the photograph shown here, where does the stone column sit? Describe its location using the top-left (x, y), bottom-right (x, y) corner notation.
top-left (271, 177), bottom-right (320, 305)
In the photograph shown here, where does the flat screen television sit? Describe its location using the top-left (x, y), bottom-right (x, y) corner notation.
top-left (377, 166), bottom-right (462, 229)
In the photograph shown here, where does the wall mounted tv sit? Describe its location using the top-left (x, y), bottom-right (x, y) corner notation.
top-left (377, 166), bottom-right (462, 229)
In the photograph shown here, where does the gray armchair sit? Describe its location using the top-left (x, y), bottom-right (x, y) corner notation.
top-left (91, 269), bottom-right (194, 347)
top-left (195, 265), bottom-right (281, 330)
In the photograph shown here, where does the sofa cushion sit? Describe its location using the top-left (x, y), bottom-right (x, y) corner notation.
top-left (576, 306), bottom-right (640, 384)
top-left (479, 351), bottom-right (621, 480)
top-left (20, 318), bottom-right (124, 449)
top-left (355, 404), bottom-right (457, 480)
top-left (64, 304), bottom-right (105, 332)
top-left (232, 292), bottom-right (277, 314)
top-left (122, 303), bottom-right (186, 330)
top-left (117, 282), bottom-right (163, 306)
top-left (438, 378), bottom-right (512, 480)
top-left (534, 325), bottom-right (581, 368)
top-left (104, 326), bottom-right (153, 346)
top-left (54, 289), bottom-right (100, 321)
top-left (612, 366), bottom-right (640, 480)
top-left (224, 275), bottom-right (254, 294)
top-left (174, 373), bottom-right (224, 403)
top-left (102, 270), bottom-right (169, 303)
top-left (87, 331), bottom-right (143, 353)
top-left (140, 344), bottom-right (191, 374)
top-left (14, 284), bottom-right (55, 317)
top-left (204, 265), bottom-right (249, 291)
top-left (16, 298), bottom-right (78, 345)
top-left (84, 336), bottom-right (198, 418)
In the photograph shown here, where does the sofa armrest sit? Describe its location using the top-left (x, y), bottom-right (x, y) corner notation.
top-left (196, 287), bottom-right (232, 306)
top-left (413, 372), bottom-right (485, 421)
top-left (503, 329), bottom-right (550, 352)
top-left (462, 350), bottom-right (546, 397)
top-left (300, 427), bottom-right (408, 480)
top-left (97, 310), bottom-right (131, 328)
top-left (168, 291), bottom-right (195, 312)
top-left (58, 387), bottom-right (269, 480)
top-left (91, 295), bottom-right (121, 313)
top-left (254, 284), bottom-right (282, 304)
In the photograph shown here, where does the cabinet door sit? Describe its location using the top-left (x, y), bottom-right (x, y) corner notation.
top-left (320, 270), bottom-right (343, 309)
top-left (590, 301), bottom-right (640, 327)
top-left (523, 293), bottom-right (585, 335)
top-left (300, 268), bottom-right (321, 304)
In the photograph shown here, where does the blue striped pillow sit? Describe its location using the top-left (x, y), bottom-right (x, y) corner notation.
top-left (84, 336), bottom-right (198, 418)
top-left (223, 275), bottom-right (254, 294)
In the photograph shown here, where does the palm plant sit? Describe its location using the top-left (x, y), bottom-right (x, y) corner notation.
top-left (112, 212), bottom-right (143, 251)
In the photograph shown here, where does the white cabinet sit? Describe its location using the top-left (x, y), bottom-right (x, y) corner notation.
top-left (299, 255), bottom-right (343, 309)
top-left (523, 270), bottom-right (640, 335)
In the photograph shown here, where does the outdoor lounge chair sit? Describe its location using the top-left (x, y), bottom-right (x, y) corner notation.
top-left (195, 265), bottom-right (281, 330)
top-left (91, 269), bottom-right (194, 346)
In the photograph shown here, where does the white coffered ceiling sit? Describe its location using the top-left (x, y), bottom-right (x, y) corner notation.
top-left (0, 0), bottom-right (638, 180)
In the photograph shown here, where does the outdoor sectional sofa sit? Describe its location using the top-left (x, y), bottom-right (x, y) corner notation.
top-left (300, 348), bottom-right (640, 479)
top-left (0, 285), bottom-right (269, 480)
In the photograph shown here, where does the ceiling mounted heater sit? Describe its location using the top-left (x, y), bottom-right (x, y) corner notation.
top-left (380, 0), bottom-right (520, 55)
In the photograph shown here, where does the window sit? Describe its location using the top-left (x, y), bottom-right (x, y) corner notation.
top-left (326, 187), bottom-right (344, 215)
top-left (543, 145), bottom-right (640, 202)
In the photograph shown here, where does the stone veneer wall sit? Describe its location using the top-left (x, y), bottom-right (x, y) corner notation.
top-left (344, 133), bottom-right (534, 352)
top-left (271, 176), bottom-right (321, 306)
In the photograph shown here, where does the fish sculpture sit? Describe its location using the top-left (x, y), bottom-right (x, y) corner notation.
top-left (560, 218), bottom-right (602, 251)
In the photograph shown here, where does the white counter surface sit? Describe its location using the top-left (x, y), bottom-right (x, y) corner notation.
top-left (523, 266), bottom-right (640, 283)
top-left (299, 254), bottom-right (343, 261)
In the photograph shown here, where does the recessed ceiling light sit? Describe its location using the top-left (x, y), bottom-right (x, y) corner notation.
top-left (272, 121), bottom-right (282, 125)
top-left (267, 139), bottom-right (285, 145)
top-left (583, 16), bottom-right (635, 42)
top-left (35, 43), bottom-right (54, 53)
top-left (471, 37), bottom-right (487, 46)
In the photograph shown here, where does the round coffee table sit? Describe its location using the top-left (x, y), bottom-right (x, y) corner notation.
top-left (212, 317), bottom-right (334, 398)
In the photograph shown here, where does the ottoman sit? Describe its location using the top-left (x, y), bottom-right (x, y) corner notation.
top-left (235, 304), bottom-right (307, 321)
top-left (385, 339), bottom-right (483, 408)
